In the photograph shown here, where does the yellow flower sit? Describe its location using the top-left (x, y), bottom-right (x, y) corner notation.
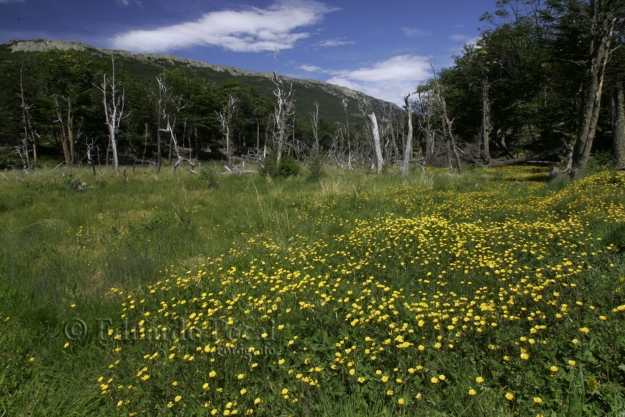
top-left (431, 377), bottom-right (439, 384)
top-left (281, 388), bottom-right (289, 395)
top-left (386, 390), bottom-right (394, 396)
top-left (520, 353), bottom-right (530, 360)
top-left (438, 374), bottom-right (445, 381)
top-left (505, 392), bottom-right (514, 401)
top-left (468, 389), bottom-right (477, 396)
top-left (475, 377), bottom-right (484, 383)
top-left (568, 360), bottom-right (576, 366)
top-left (209, 371), bottom-right (217, 378)
top-left (550, 366), bottom-right (559, 372)
top-left (203, 383), bottom-right (209, 390)
top-left (533, 397), bottom-right (542, 404)
top-left (237, 374), bottom-right (245, 380)
top-left (254, 398), bottom-right (261, 405)
top-left (357, 377), bottom-right (366, 383)
top-left (174, 396), bottom-right (182, 403)
top-left (240, 388), bottom-right (247, 395)
top-left (398, 398), bottom-right (405, 405)
top-left (579, 327), bottom-right (590, 333)
top-left (64, 342), bottom-right (70, 349)
top-left (381, 375), bottom-right (389, 383)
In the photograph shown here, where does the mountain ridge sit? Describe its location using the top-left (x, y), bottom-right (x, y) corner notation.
top-left (2, 39), bottom-right (395, 111)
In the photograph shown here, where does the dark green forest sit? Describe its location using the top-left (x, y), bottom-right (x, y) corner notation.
top-left (0, 0), bottom-right (624, 174)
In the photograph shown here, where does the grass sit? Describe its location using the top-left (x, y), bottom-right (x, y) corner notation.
top-left (1, 163), bottom-right (625, 416)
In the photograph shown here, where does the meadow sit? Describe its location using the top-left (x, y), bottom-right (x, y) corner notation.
top-left (1, 163), bottom-right (625, 416)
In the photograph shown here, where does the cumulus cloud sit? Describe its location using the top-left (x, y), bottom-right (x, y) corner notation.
top-left (299, 64), bottom-right (324, 72)
top-left (449, 33), bottom-right (477, 44)
top-left (318, 38), bottom-right (354, 47)
top-left (402, 27), bottom-right (429, 38)
top-left (305, 55), bottom-right (432, 105)
top-left (111, 0), bottom-right (337, 53)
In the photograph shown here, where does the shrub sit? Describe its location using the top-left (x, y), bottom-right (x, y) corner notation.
top-left (200, 168), bottom-right (220, 189)
top-left (307, 152), bottom-right (324, 183)
top-left (261, 154), bottom-right (300, 178)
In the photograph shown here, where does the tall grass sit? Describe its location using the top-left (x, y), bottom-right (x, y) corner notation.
top-left (0, 163), bottom-right (624, 416)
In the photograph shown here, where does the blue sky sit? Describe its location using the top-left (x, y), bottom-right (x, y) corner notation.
top-left (0, 0), bottom-right (497, 104)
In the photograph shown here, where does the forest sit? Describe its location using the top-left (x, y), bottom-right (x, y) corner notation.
top-left (0, 0), bottom-right (623, 176)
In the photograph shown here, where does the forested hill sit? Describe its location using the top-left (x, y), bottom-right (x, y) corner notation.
top-left (0, 39), bottom-right (394, 125)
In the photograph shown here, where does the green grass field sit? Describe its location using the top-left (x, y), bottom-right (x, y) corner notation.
top-left (1, 164), bottom-right (625, 416)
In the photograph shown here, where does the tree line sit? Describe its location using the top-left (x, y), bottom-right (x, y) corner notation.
top-left (0, 0), bottom-right (623, 175)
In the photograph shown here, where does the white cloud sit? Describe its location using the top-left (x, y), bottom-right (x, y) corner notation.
top-left (449, 33), bottom-right (478, 45)
top-left (111, 0), bottom-right (337, 53)
top-left (300, 64), bottom-right (323, 72)
top-left (322, 55), bottom-right (432, 105)
top-left (402, 27), bottom-right (429, 38)
top-left (318, 38), bottom-right (354, 47)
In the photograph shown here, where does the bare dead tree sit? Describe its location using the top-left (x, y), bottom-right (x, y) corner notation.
top-left (415, 85), bottom-right (435, 162)
top-left (431, 65), bottom-right (462, 174)
top-left (310, 100), bottom-right (320, 153)
top-left (156, 75), bottom-right (194, 174)
top-left (216, 94), bottom-right (239, 168)
top-left (95, 54), bottom-right (127, 176)
top-left (369, 113), bottom-right (384, 173)
top-left (570, 0), bottom-right (621, 168)
top-left (340, 97), bottom-right (353, 170)
top-left (155, 76), bottom-right (163, 173)
top-left (18, 66), bottom-right (38, 168)
top-left (402, 93), bottom-right (414, 176)
top-left (53, 94), bottom-right (79, 168)
top-left (357, 96), bottom-right (384, 173)
top-left (271, 71), bottom-right (295, 165)
top-left (84, 136), bottom-right (98, 181)
top-left (481, 75), bottom-right (492, 164)
top-left (613, 82), bottom-right (625, 170)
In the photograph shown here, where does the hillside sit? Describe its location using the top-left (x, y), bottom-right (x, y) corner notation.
top-left (0, 39), bottom-right (399, 125)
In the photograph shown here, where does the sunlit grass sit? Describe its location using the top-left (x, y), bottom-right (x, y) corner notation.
top-left (1, 164), bottom-right (624, 416)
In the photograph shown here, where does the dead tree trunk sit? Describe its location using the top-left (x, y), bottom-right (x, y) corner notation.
top-left (415, 87), bottom-right (434, 163)
top-left (402, 93), bottom-right (413, 176)
top-left (18, 67), bottom-right (36, 169)
top-left (432, 66), bottom-right (462, 174)
top-left (53, 95), bottom-right (73, 168)
top-left (369, 112), bottom-right (384, 174)
top-left (156, 78), bottom-right (163, 174)
top-left (96, 55), bottom-right (126, 176)
top-left (481, 76), bottom-right (492, 164)
top-left (271, 71), bottom-right (295, 165)
top-left (571, 5), bottom-right (617, 168)
top-left (341, 97), bottom-right (352, 169)
top-left (216, 94), bottom-right (239, 168)
top-left (612, 82), bottom-right (625, 170)
top-left (311, 100), bottom-right (320, 153)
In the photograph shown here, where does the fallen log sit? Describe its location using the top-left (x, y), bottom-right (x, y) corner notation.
top-left (488, 145), bottom-right (565, 167)
top-left (223, 165), bottom-right (257, 175)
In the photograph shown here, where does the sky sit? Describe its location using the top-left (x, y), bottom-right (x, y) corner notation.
top-left (0, 0), bottom-right (498, 105)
